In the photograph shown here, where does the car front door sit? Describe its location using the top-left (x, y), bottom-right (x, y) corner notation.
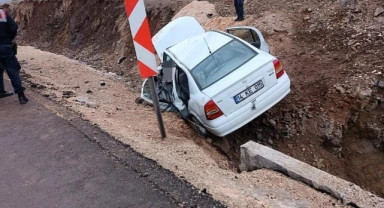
top-left (160, 52), bottom-right (189, 117)
top-left (226, 26), bottom-right (269, 53)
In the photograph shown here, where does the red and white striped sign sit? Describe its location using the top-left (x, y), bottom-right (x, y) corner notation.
top-left (0, 9), bottom-right (7, 22)
top-left (124, 0), bottom-right (158, 78)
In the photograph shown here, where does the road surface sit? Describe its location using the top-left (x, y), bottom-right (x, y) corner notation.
top-left (0, 83), bottom-right (223, 208)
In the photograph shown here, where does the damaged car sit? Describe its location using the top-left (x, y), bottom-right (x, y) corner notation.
top-left (140, 16), bottom-right (291, 137)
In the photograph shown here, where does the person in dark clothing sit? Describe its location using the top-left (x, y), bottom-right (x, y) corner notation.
top-left (234, 0), bottom-right (244, 21)
top-left (0, 5), bottom-right (28, 104)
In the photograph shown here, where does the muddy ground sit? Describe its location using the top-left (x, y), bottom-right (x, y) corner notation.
top-left (11, 0), bottom-right (384, 198)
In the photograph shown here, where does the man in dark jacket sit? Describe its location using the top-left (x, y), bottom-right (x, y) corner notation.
top-left (0, 5), bottom-right (28, 104)
top-left (234, 0), bottom-right (244, 21)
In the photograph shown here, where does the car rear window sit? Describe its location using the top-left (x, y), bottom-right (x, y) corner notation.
top-left (191, 39), bottom-right (257, 90)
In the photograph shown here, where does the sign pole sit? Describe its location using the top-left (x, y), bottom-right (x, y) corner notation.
top-left (124, 0), bottom-right (166, 139)
top-left (148, 77), bottom-right (166, 138)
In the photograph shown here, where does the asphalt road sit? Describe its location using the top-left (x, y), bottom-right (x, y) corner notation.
top-left (0, 84), bottom-right (223, 208)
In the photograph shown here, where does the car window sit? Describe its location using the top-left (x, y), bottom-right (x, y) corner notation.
top-left (228, 29), bottom-right (261, 49)
top-left (176, 66), bottom-right (190, 101)
top-left (191, 39), bottom-right (257, 90)
top-left (228, 29), bottom-right (254, 43)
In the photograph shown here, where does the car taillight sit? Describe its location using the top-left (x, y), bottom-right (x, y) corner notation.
top-left (273, 59), bottom-right (285, 79)
top-left (204, 100), bottom-right (223, 120)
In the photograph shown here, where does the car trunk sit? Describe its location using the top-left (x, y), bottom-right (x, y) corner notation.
top-left (202, 53), bottom-right (277, 116)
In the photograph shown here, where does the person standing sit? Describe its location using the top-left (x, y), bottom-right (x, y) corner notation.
top-left (0, 3), bottom-right (28, 104)
top-left (234, 0), bottom-right (245, 21)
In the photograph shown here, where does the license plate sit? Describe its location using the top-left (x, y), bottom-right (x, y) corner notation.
top-left (234, 79), bottom-right (264, 104)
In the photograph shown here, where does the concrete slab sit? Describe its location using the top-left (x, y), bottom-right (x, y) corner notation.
top-left (240, 141), bottom-right (384, 207)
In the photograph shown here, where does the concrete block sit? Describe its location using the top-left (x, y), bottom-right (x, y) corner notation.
top-left (240, 141), bottom-right (384, 207)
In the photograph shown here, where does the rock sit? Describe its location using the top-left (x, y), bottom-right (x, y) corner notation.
top-left (319, 118), bottom-right (343, 148)
top-left (351, 8), bottom-right (361, 13)
top-left (287, 144), bottom-right (293, 150)
top-left (117, 56), bottom-right (126, 64)
top-left (360, 122), bottom-right (384, 149)
top-left (281, 126), bottom-right (290, 137)
top-left (76, 96), bottom-right (91, 103)
top-left (273, 28), bottom-right (287, 33)
top-left (30, 84), bottom-right (46, 89)
top-left (331, 138), bottom-right (342, 146)
top-left (304, 15), bottom-right (311, 21)
top-left (308, 23), bottom-right (317, 32)
top-left (350, 115), bottom-right (358, 123)
top-left (268, 138), bottom-right (273, 145)
top-left (86, 90), bottom-right (93, 94)
top-left (335, 86), bottom-right (345, 94)
top-left (284, 112), bottom-right (292, 122)
top-left (212, 138), bottom-right (231, 154)
top-left (141, 173), bottom-right (149, 178)
top-left (62, 90), bottom-right (75, 98)
top-left (374, 7), bottom-right (384, 17)
top-left (358, 89), bottom-right (372, 100)
top-left (206, 13), bottom-right (213, 18)
top-left (375, 17), bottom-right (384, 23)
top-left (268, 119), bottom-right (277, 126)
top-left (100, 81), bottom-right (106, 86)
top-left (309, 50), bottom-right (317, 55)
top-left (377, 80), bottom-right (384, 89)
top-left (347, 40), bottom-right (356, 46)
top-left (257, 133), bottom-right (264, 141)
top-left (340, 0), bottom-right (356, 6)
top-left (78, 97), bottom-right (99, 108)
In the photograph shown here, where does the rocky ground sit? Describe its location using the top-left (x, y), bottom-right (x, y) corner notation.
top-left (10, 0), bottom-right (384, 199)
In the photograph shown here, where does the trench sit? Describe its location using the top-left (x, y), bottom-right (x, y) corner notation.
top-left (13, 0), bottom-right (384, 198)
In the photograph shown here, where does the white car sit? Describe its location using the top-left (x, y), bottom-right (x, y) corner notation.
top-left (141, 16), bottom-right (291, 137)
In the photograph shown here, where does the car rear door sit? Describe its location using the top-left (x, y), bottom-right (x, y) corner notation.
top-left (226, 26), bottom-right (269, 53)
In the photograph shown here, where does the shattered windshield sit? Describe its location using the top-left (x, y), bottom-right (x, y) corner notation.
top-left (191, 39), bottom-right (257, 90)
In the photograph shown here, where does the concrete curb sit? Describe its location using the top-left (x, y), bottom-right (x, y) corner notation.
top-left (240, 141), bottom-right (384, 207)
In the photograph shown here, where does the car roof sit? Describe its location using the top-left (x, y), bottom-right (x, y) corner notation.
top-left (167, 31), bottom-right (233, 71)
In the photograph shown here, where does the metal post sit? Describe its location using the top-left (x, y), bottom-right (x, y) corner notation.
top-left (148, 76), bottom-right (166, 139)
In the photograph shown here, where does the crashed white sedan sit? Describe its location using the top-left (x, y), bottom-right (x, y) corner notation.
top-left (141, 16), bottom-right (291, 137)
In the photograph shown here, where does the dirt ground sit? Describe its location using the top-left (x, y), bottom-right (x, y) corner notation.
top-left (12, 0), bottom-right (384, 199)
top-left (17, 46), bottom-right (347, 208)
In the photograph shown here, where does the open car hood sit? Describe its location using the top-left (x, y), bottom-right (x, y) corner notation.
top-left (152, 16), bottom-right (205, 62)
